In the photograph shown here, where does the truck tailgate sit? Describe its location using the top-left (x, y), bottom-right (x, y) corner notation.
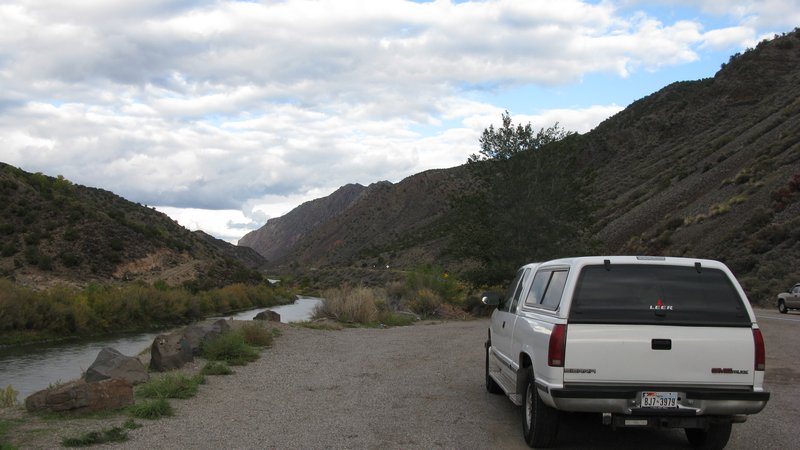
top-left (564, 324), bottom-right (755, 386)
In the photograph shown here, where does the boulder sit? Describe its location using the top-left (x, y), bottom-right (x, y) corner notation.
top-left (149, 331), bottom-right (193, 372)
top-left (182, 319), bottom-right (232, 355)
top-left (25, 378), bottom-right (133, 414)
top-left (84, 347), bottom-right (149, 385)
top-left (210, 318), bottom-right (232, 333)
top-left (254, 310), bottom-right (281, 322)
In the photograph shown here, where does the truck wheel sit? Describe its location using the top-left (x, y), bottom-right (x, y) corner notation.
top-left (778, 300), bottom-right (787, 314)
top-left (521, 368), bottom-right (559, 448)
top-left (685, 422), bottom-right (732, 450)
top-left (485, 346), bottom-right (503, 394)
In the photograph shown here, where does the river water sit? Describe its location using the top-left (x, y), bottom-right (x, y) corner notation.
top-left (0, 296), bottom-right (321, 402)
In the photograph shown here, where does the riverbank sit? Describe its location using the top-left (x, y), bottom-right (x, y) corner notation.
top-left (0, 298), bottom-right (320, 402)
top-left (0, 281), bottom-right (296, 347)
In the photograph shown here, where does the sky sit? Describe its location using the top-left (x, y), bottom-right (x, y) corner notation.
top-left (1, 1), bottom-right (798, 243)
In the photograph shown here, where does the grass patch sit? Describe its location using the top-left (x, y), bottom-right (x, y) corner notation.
top-left (238, 322), bottom-right (273, 347)
top-left (0, 386), bottom-right (18, 408)
top-left (39, 408), bottom-right (122, 421)
top-left (122, 418), bottom-right (142, 430)
top-left (128, 399), bottom-right (173, 420)
top-left (136, 373), bottom-right (205, 400)
top-left (318, 285), bottom-right (379, 324)
top-left (61, 427), bottom-right (128, 447)
top-left (295, 321), bottom-right (344, 331)
top-left (1, 419), bottom-right (18, 450)
top-left (201, 332), bottom-right (260, 365)
top-left (200, 362), bottom-right (234, 376)
top-left (378, 312), bottom-right (415, 327)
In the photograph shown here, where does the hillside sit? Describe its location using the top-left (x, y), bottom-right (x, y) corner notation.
top-left (239, 183), bottom-right (370, 262)
top-left (240, 30), bottom-right (800, 302)
top-left (0, 164), bottom-right (267, 289)
top-left (585, 30), bottom-right (800, 301)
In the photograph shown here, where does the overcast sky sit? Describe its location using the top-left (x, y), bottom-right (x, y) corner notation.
top-left (1, 1), bottom-right (798, 243)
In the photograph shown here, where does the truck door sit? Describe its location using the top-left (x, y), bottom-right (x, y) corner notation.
top-left (491, 267), bottom-right (532, 369)
top-left (790, 284), bottom-right (800, 308)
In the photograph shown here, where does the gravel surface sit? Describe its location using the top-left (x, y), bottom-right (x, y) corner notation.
top-left (105, 320), bottom-right (524, 450)
top-left (4, 313), bottom-right (797, 449)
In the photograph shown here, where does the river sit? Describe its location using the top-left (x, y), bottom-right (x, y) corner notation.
top-left (0, 296), bottom-right (321, 402)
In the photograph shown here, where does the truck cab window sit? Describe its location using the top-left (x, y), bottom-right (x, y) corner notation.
top-left (509, 268), bottom-right (531, 312)
top-left (499, 269), bottom-right (525, 311)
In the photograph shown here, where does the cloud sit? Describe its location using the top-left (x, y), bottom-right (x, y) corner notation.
top-left (699, 26), bottom-right (756, 50)
top-left (630, 1), bottom-right (800, 42)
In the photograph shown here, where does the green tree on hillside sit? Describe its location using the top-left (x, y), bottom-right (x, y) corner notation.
top-left (450, 113), bottom-right (595, 286)
top-left (469, 111), bottom-right (573, 162)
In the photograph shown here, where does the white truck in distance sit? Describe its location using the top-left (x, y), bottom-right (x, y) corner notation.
top-left (483, 256), bottom-right (769, 449)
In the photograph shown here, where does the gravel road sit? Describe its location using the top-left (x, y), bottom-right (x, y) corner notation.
top-left (6, 311), bottom-right (797, 449)
top-left (105, 320), bottom-right (524, 449)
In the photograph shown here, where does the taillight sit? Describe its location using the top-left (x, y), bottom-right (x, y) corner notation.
top-left (753, 328), bottom-right (765, 371)
top-left (548, 324), bottom-right (567, 367)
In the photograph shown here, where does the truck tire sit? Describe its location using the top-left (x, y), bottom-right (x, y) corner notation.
top-left (521, 368), bottom-right (559, 448)
top-left (685, 422), bottom-right (732, 450)
top-left (485, 346), bottom-right (503, 394)
top-left (778, 300), bottom-right (787, 314)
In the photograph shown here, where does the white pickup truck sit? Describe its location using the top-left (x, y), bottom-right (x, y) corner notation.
top-left (483, 256), bottom-right (769, 449)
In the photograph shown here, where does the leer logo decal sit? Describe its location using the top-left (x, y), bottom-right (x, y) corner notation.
top-left (650, 299), bottom-right (673, 311)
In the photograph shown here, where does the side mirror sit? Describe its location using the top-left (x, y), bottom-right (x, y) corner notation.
top-left (481, 291), bottom-right (502, 306)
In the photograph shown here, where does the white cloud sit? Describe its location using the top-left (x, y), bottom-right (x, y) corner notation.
top-left (700, 26), bottom-right (756, 50)
top-left (519, 105), bottom-right (627, 134)
top-left (628, 1), bottom-right (800, 43)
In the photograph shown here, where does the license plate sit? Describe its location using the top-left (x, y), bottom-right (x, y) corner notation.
top-left (641, 391), bottom-right (678, 408)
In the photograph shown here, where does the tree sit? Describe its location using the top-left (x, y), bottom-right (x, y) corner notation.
top-left (469, 111), bottom-right (573, 162)
top-left (449, 113), bottom-right (595, 286)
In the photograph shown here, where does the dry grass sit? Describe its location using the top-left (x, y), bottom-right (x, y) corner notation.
top-left (317, 285), bottom-right (379, 324)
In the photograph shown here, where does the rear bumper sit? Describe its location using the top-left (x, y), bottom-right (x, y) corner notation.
top-left (545, 385), bottom-right (770, 416)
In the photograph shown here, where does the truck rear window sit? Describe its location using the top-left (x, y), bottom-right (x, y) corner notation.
top-left (568, 264), bottom-right (751, 326)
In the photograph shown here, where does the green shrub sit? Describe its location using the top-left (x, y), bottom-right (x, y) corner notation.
top-left (37, 253), bottom-right (53, 271)
top-left (136, 374), bottom-right (205, 400)
top-left (201, 332), bottom-right (259, 365)
top-left (128, 399), bottom-right (173, 420)
top-left (201, 362), bottom-right (234, 376)
top-left (122, 418), bottom-right (142, 430)
top-left (238, 322), bottom-right (273, 347)
top-left (405, 265), bottom-right (463, 304)
top-left (0, 242), bottom-right (17, 257)
top-left (408, 288), bottom-right (442, 318)
top-left (59, 251), bottom-right (81, 267)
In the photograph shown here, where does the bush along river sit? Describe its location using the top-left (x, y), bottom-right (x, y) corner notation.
top-left (0, 296), bottom-right (322, 401)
